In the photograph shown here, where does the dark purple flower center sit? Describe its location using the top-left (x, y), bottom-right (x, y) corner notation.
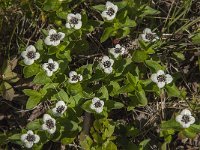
top-left (26, 51), bottom-right (36, 59)
top-left (47, 63), bottom-right (55, 71)
top-left (103, 61), bottom-right (111, 68)
top-left (181, 115), bottom-right (190, 124)
top-left (71, 75), bottom-right (80, 81)
top-left (145, 33), bottom-right (155, 41)
top-left (70, 17), bottom-right (79, 24)
top-left (45, 119), bottom-right (55, 129)
top-left (50, 34), bottom-right (62, 41)
top-left (26, 134), bottom-right (36, 142)
top-left (157, 75), bottom-right (166, 82)
top-left (106, 8), bottom-right (115, 16)
top-left (94, 101), bottom-right (102, 108)
top-left (56, 105), bottom-right (65, 113)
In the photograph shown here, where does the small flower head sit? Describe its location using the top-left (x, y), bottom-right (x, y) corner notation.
top-left (100, 56), bottom-right (114, 74)
top-left (66, 13), bottom-right (82, 30)
top-left (68, 71), bottom-right (83, 84)
top-left (44, 29), bottom-right (65, 46)
top-left (176, 109), bottom-right (195, 128)
top-left (109, 44), bottom-right (126, 58)
top-left (42, 58), bottom-right (59, 77)
top-left (101, 1), bottom-right (118, 21)
top-left (42, 114), bottom-right (56, 134)
top-left (151, 70), bottom-right (173, 88)
top-left (52, 101), bottom-right (67, 116)
top-left (21, 130), bottom-right (40, 148)
top-left (21, 45), bottom-right (40, 65)
top-left (90, 97), bottom-right (104, 113)
top-left (140, 28), bottom-right (159, 42)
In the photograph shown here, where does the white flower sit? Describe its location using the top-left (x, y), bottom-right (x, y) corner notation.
top-left (140, 28), bottom-right (159, 42)
top-left (68, 71), bottom-right (83, 84)
top-left (151, 70), bottom-right (173, 88)
top-left (176, 109), bottom-right (195, 128)
top-left (21, 45), bottom-right (40, 65)
top-left (101, 1), bottom-right (118, 21)
top-left (109, 44), bottom-right (125, 58)
top-left (21, 130), bottom-right (40, 148)
top-left (44, 29), bottom-right (65, 46)
top-left (42, 114), bottom-right (56, 134)
top-left (90, 97), bottom-right (104, 113)
top-left (66, 13), bottom-right (82, 30)
top-left (52, 101), bottom-right (67, 116)
top-left (100, 56), bottom-right (114, 74)
top-left (42, 58), bottom-right (59, 77)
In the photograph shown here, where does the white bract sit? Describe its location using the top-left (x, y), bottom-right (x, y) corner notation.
top-left (42, 58), bottom-right (59, 77)
top-left (68, 71), bottom-right (83, 84)
top-left (140, 28), bottom-right (159, 42)
top-left (21, 130), bottom-right (40, 148)
top-left (100, 56), bottom-right (114, 74)
top-left (176, 109), bottom-right (195, 128)
top-left (42, 114), bottom-right (56, 134)
top-left (44, 29), bottom-right (65, 46)
top-left (52, 101), bottom-right (67, 116)
top-left (66, 13), bottom-right (82, 29)
top-left (101, 1), bottom-right (118, 21)
top-left (151, 70), bottom-right (173, 88)
top-left (21, 45), bottom-right (40, 65)
top-left (90, 97), bottom-right (104, 113)
top-left (109, 44), bottom-right (125, 58)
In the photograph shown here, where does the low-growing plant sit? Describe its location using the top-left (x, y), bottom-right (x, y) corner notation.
top-left (1, 0), bottom-right (200, 149)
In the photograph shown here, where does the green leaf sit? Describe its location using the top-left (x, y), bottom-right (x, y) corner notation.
top-left (100, 27), bottom-right (114, 43)
top-left (61, 137), bottom-right (75, 145)
top-left (8, 134), bottom-right (21, 140)
top-left (165, 84), bottom-right (180, 97)
top-left (81, 100), bottom-right (93, 113)
top-left (35, 39), bottom-right (43, 51)
top-left (43, 0), bottom-right (61, 11)
top-left (106, 100), bottom-right (124, 110)
top-left (2, 82), bottom-right (15, 101)
top-left (92, 5), bottom-right (105, 11)
top-left (55, 89), bottom-right (69, 103)
top-left (173, 52), bottom-right (185, 60)
top-left (33, 72), bottom-right (51, 85)
top-left (26, 119), bottom-right (41, 130)
top-left (192, 32), bottom-right (200, 44)
top-left (135, 88), bottom-right (148, 106)
top-left (161, 120), bottom-right (181, 130)
top-left (182, 129), bottom-right (196, 138)
top-left (23, 63), bottom-right (40, 78)
top-left (139, 139), bottom-right (150, 150)
top-left (132, 50), bottom-right (148, 62)
top-left (126, 72), bottom-right (139, 87)
top-left (117, 83), bottom-right (135, 94)
top-left (98, 86), bottom-right (109, 100)
top-left (145, 60), bottom-right (163, 72)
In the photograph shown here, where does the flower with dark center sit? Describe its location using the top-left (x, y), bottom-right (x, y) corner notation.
top-left (42, 59), bottom-right (59, 77)
top-left (66, 13), bottom-right (82, 29)
top-left (52, 101), bottom-right (67, 116)
top-left (45, 119), bottom-right (55, 129)
top-left (94, 101), bottom-right (102, 108)
top-left (44, 29), bottom-right (65, 46)
top-left (140, 28), bottom-right (159, 42)
top-left (106, 8), bottom-right (115, 16)
top-left (47, 63), bottom-right (55, 71)
top-left (109, 44), bottom-right (126, 58)
top-left (157, 75), bottom-right (166, 82)
top-left (151, 70), bottom-right (173, 88)
top-left (176, 109), bottom-right (195, 128)
top-left (102, 1), bottom-right (118, 20)
top-left (103, 61), bottom-right (111, 68)
top-left (21, 130), bottom-right (40, 148)
top-left (100, 56), bottom-right (114, 74)
top-left (69, 71), bottom-right (83, 83)
top-left (50, 34), bottom-right (62, 42)
top-left (26, 51), bottom-right (36, 59)
top-left (42, 114), bottom-right (56, 134)
top-left (90, 97), bottom-right (104, 113)
top-left (70, 17), bottom-right (79, 24)
top-left (145, 33), bottom-right (155, 41)
top-left (181, 115), bottom-right (190, 124)
top-left (26, 134), bottom-right (36, 142)
top-left (21, 45), bottom-right (40, 65)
